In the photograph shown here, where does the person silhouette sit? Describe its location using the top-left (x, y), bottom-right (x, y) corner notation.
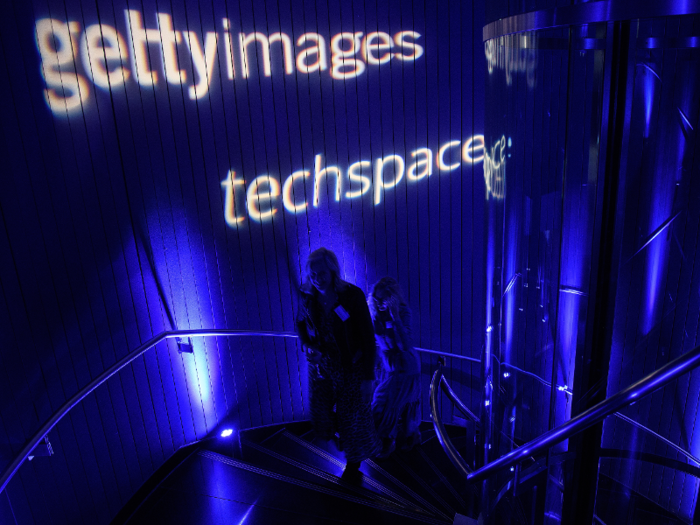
top-left (369, 277), bottom-right (421, 457)
top-left (296, 248), bottom-right (380, 477)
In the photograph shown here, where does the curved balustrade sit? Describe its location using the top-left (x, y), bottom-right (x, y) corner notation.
top-left (0, 328), bottom-right (473, 495)
top-left (492, 355), bottom-right (574, 396)
top-left (429, 363), bottom-right (525, 476)
top-left (612, 412), bottom-right (700, 467)
top-left (598, 449), bottom-right (700, 479)
top-left (439, 368), bottom-right (480, 424)
top-left (432, 359), bottom-right (695, 468)
top-left (0, 329), bottom-right (294, 494)
top-left (429, 342), bottom-right (700, 486)
top-left (8, 323), bottom-right (696, 508)
top-left (429, 365), bottom-right (474, 478)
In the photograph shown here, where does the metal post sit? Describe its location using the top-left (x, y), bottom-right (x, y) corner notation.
top-left (562, 19), bottom-right (633, 525)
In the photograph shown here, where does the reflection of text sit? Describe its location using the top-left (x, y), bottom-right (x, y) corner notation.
top-left (483, 135), bottom-right (506, 200)
top-left (35, 13), bottom-right (424, 114)
top-left (484, 34), bottom-right (536, 88)
top-left (220, 136), bottom-right (484, 225)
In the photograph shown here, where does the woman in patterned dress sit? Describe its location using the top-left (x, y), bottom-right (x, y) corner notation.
top-left (369, 277), bottom-right (421, 457)
top-left (296, 248), bottom-right (380, 476)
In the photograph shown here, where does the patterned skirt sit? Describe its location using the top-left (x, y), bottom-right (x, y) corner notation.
top-left (309, 360), bottom-right (380, 463)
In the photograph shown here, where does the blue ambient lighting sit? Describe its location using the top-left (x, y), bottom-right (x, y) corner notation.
top-left (236, 504), bottom-right (256, 525)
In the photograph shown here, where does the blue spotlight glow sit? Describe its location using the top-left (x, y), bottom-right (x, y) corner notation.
top-left (638, 63), bottom-right (660, 138)
top-left (220, 428), bottom-right (234, 438)
top-left (236, 502), bottom-right (257, 525)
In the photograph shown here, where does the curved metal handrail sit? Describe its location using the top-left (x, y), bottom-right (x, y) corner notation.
top-left (483, 359), bottom-right (683, 453)
top-left (416, 346), bottom-right (480, 364)
top-left (613, 412), bottom-right (700, 466)
top-left (492, 354), bottom-right (573, 396)
top-left (433, 364), bottom-right (524, 458)
top-left (430, 344), bottom-right (700, 485)
top-left (440, 372), bottom-right (480, 424)
top-left (431, 364), bottom-right (689, 471)
top-left (599, 448), bottom-right (700, 479)
top-left (0, 329), bottom-right (296, 494)
top-left (0, 327), bottom-right (474, 495)
top-left (15, 321), bottom-right (693, 501)
top-left (464, 342), bottom-right (700, 484)
top-left (429, 365), bottom-right (473, 478)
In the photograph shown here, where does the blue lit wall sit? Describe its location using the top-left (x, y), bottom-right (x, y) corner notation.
top-left (0, 0), bottom-right (485, 522)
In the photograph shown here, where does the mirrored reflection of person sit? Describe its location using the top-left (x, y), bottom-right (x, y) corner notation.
top-left (369, 277), bottom-right (421, 457)
top-left (296, 248), bottom-right (380, 477)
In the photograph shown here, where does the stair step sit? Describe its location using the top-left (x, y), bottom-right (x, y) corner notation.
top-left (269, 431), bottom-right (439, 516)
top-left (239, 437), bottom-right (406, 510)
top-left (207, 450), bottom-right (451, 524)
top-left (391, 443), bottom-right (474, 513)
top-left (278, 421), bottom-right (477, 519)
top-left (277, 430), bottom-right (463, 522)
top-left (384, 450), bottom-right (460, 516)
top-left (128, 489), bottom-right (376, 525)
top-left (129, 449), bottom-right (451, 524)
top-left (419, 433), bottom-right (478, 503)
top-left (239, 421), bottom-right (314, 445)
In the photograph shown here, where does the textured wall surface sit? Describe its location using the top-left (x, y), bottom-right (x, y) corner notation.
top-left (0, 0), bottom-right (485, 522)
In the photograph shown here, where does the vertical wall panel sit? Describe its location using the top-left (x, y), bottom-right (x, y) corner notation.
top-left (1, 0), bottom-right (485, 522)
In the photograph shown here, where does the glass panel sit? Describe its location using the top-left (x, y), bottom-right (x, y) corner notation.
top-left (597, 411), bottom-right (700, 524)
top-left (480, 449), bottom-right (577, 524)
top-left (483, 22), bottom-right (608, 523)
top-left (600, 16), bottom-right (700, 523)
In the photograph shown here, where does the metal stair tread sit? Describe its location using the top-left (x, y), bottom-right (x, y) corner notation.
top-left (239, 436), bottom-right (411, 511)
top-left (270, 430), bottom-right (438, 515)
top-left (197, 449), bottom-right (453, 524)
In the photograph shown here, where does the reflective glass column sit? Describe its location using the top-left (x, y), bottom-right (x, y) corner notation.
top-left (482, 6), bottom-right (700, 524)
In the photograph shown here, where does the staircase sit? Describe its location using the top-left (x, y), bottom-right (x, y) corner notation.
top-left (111, 418), bottom-right (693, 524)
top-left (119, 421), bottom-right (480, 524)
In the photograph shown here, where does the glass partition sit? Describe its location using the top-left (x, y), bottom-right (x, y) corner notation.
top-left (483, 9), bottom-right (700, 524)
top-left (597, 15), bottom-right (700, 523)
top-left (483, 21), bottom-right (609, 523)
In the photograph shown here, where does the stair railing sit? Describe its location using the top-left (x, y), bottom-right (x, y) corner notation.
top-left (430, 342), bottom-right (700, 484)
top-left (430, 365), bottom-right (476, 478)
top-left (0, 328), bottom-right (471, 495)
top-left (7, 322), bottom-right (693, 498)
top-left (0, 329), bottom-right (296, 495)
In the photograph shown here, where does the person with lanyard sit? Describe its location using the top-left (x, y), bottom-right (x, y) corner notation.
top-left (296, 248), bottom-right (380, 478)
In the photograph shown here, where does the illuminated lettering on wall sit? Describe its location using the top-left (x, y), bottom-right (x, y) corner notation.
top-left (35, 12), bottom-right (424, 115)
top-left (221, 135), bottom-right (486, 225)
